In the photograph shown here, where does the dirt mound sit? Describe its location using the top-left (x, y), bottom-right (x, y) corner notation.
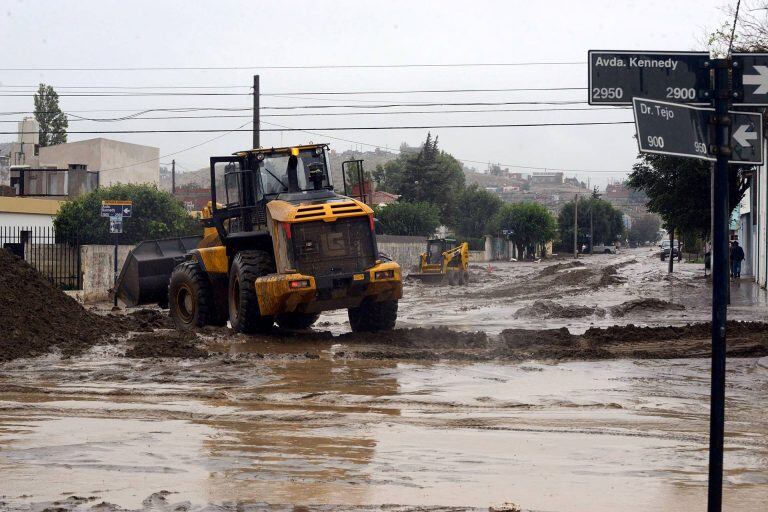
top-left (583, 321), bottom-right (768, 344)
top-left (500, 327), bottom-right (575, 347)
top-left (124, 331), bottom-right (209, 358)
top-left (552, 268), bottom-right (597, 286)
top-left (539, 260), bottom-right (584, 277)
top-left (0, 249), bottom-right (126, 361)
top-left (514, 300), bottom-right (605, 319)
top-left (336, 326), bottom-right (488, 349)
top-left (609, 298), bottom-right (684, 317)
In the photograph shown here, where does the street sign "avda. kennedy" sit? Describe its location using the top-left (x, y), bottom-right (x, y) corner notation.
top-left (589, 51), bottom-right (710, 105)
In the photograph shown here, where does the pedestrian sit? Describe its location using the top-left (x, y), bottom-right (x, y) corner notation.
top-left (731, 241), bottom-right (745, 279)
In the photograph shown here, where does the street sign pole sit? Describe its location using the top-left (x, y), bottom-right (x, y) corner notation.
top-left (113, 231), bottom-right (119, 307)
top-left (707, 58), bottom-right (730, 512)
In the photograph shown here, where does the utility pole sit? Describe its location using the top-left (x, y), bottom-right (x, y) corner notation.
top-left (253, 75), bottom-right (260, 149)
top-left (171, 159), bottom-right (176, 195)
top-left (707, 58), bottom-right (731, 512)
top-left (573, 194), bottom-right (578, 258)
top-left (668, 227), bottom-right (675, 273)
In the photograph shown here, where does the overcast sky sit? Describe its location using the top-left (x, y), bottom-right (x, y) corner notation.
top-left (0, 0), bottom-right (732, 186)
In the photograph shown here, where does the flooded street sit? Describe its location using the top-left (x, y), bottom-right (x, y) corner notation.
top-left (1, 250), bottom-right (767, 511)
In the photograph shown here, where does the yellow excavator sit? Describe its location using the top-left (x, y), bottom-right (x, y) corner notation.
top-left (116, 144), bottom-right (402, 332)
top-left (409, 238), bottom-right (470, 285)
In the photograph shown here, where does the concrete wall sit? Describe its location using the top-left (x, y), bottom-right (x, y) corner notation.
top-left (39, 138), bottom-right (160, 187)
top-left (80, 244), bottom-right (135, 302)
top-left (377, 234), bottom-right (426, 272)
top-left (0, 196), bottom-right (62, 229)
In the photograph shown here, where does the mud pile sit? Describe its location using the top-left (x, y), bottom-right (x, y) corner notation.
top-left (608, 298), bottom-right (684, 317)
top-left (125, 331), bottom-right (209, 359)
top-left (337, 326), bottom-right (488, 349)
top-left (0, 250), bottom-right (124, 361)
top-left (538, 260), bottom-right (584, 277)
top-left (513, 299), bottom-right (605, 319)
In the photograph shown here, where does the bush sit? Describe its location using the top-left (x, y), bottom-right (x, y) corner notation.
top-left (374, 201), bottom-right (440, 237)
top-left (54, 184), bottom-right (201, 245)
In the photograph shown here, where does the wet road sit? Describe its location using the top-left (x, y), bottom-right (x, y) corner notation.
top-left (1, 351), bottom-right (767, 511)
top-left (1, 249), bottom-right (767, 511)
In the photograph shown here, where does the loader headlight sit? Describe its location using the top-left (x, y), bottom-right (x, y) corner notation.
top-left (374, 270), bottom-right (395, 280)
top-left (289, 279), bottom-right (311, 289)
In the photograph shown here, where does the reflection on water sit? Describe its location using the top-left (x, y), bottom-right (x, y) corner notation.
top-left (0, 353), bottom-right (767, 511)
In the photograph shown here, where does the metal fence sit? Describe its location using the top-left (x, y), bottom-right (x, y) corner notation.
top-left (0, 226), bottom-right (81, 290)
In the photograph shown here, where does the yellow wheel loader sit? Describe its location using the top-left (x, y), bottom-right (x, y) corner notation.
top-left (115, 144), bottom-right (402, 333)
top-left (409, 238), bottom-right (470, 285)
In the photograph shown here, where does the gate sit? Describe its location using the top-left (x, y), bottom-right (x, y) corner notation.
top-left (0, 226), bottom-right (81, 290)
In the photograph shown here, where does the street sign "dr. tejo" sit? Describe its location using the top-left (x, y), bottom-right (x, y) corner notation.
top-left (632, 98), bottom-right (763, 165)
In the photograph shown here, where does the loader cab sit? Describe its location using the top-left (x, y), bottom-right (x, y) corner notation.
top-left (426, 238), bottom-right (457, 264)
top-left (208, 144), bottom-right (334, 244)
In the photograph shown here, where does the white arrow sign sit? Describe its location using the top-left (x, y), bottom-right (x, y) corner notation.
top-left (743, 65), bottom-right (768, 94)
top-left (733, 123), bottom-right (758, 147)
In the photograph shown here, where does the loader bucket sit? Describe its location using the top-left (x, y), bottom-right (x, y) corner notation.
top-left (407, 272), bottom-right (446, 285)
top-left (115, 235), bottom-right (202, 307)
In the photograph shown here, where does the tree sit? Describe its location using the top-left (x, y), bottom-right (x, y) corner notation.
top-left (491, 202), bottom-right (557, 257)
top-left (558, 197), bottom-right (625, 250)
top-left (628, 213), bottom-right (662, 245)
top-left (374, 133), bottom-right (465, 225)
top-left (33, 84), bottom-right (68, 147)
top-left (374, 201), bottom-right (440, 237)
top-left (54, 184), bottom-right (201, 245)
top-left (455, 184), bottom-right (503, 239)
top-left (628, 153), bottom-right (750, 238)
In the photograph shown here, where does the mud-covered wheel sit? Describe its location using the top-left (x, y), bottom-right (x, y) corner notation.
top-left (448, 270), bottom-right (459, 286)
top-left (275, 312), bottom-right (320, 330)
top-left (460, 270), bottom-right (470, 286)
top-left (228, 250), bottom-right (275, 334)
top-left (168, 261), bottom-right (216, 330)
top-left (348, 299), bottom-right (398, 332)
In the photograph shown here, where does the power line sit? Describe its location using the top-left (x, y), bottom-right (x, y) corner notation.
top-left (0, 100), bottom-right (594, 117)
top-left (261, 120), bottom-right (630, 174)
top-left (0, 86), bottom-right (588, 97)
top-left (0, 121), bottom-right (633, 136)
top-left (0, 61), bottom-right (586, 72)
top-left (0, 106), bottom-right (629, 123)
top-left (95, 120), bottom-right (253, 172)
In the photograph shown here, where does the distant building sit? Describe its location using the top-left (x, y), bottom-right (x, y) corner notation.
top-left (9, 117), bottom-right (40, 167)
top-left (38, 138), bottom-right (159, 187)
top-left (606, 182), bottom-right (631, 199)
top-left (530, 171), bottom-right (564, 185)
top-left (173, 186), bottom-right (212, 211)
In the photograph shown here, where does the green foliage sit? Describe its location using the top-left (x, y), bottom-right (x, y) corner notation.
top-left (33, 84), bottom-right (68, 147)
top-left (628, 213), bottom-right (662, 245)
top-left (628, 153), bottom-right (750, 238)
top-left (558, 197), bottom-right (625, 250)
top-left (374, 201), bottom-right (440, 237)
top-left (373, 133), bottom-right (465, 225)
top-left (491, 202), bottom-right (557, 255)
top-left (54, 184), bottom-right (201, 245)
top-left (455, 184), bottom-right (503, 239)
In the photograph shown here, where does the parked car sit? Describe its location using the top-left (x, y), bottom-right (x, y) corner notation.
top-left (659, 240), bottom-right (681, 261)
top-left (591, 244), bottom-right (618, 254)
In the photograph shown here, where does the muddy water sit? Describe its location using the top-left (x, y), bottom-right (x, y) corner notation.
top-left (323, 248), bottom-right (768, 335)
top-left (1, 349), bottom-right (767, 511)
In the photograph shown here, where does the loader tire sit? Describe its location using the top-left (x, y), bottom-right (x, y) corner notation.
top-left (228, 250), bottom-right (275, 334)
top-left (348, 299), bottom-right (398, 332)
top-left (275, 312), bottom-right (320, 330)
top-left (460, 270), bottom-right (470, 286)
top-left (169, 261), bottom-right (216, 330)
top-left (448, 271), bottom-right (459, 286)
